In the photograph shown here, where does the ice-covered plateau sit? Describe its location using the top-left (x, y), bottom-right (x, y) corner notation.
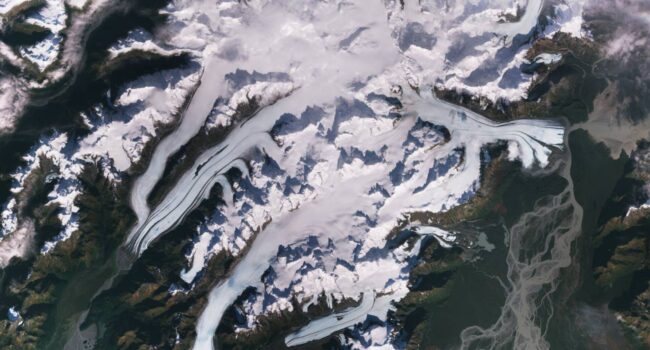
top-left (182, 91), bottom-right (564, 350)
top-left (0, 0), bottom-right (586, 348)
top-left (124, 1), bottom-right (574, 348)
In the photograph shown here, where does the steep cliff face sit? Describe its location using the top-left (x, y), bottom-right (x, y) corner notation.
top-left (586, 142), bottom-right (650, 348)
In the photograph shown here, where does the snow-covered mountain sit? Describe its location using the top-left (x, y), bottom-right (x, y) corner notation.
top-left (1, 0), bottom-right (648, 350)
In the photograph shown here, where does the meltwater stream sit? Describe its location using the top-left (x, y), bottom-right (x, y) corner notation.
top-left (459, 130), bottom-right (581, 350)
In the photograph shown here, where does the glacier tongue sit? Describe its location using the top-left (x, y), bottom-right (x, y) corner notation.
top-left (285, 291), bottom-right (376, 347)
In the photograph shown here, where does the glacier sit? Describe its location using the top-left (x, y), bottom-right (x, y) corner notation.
top-left (110, 0), bottom-right (576, 348)
top-left (0, 0), bottom-right (593, 348)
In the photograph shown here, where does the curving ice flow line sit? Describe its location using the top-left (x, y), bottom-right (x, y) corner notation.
top-left (125, 89), bottom-right (564, 258)
top-left (460, 0), bottom-right (545, 41)
top-left (191, 92), bottom-right (564, 350)
top-left (124, 82), bottom-right (315, 255)
top-left (492, 0), bottom-right (544, 39)
top-left (127, 56), bottom-right (239, 244)
top-left (284, 291), bottom-right (376, 347)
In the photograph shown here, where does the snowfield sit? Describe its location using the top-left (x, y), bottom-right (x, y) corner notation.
top-left (0, 65), bottom-right (199, 266)
top-left (18, 0), bottom-right (67, 70)
top-left (0, 0), bottom-right (28, 15)
top-left (0, 0), bottom-right (587, 347)
top-left (187, 90), bottom-right (563, 350)
top-left (116, 0), bottom-right (572, 348)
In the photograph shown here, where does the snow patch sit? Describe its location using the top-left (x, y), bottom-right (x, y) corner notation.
top-left (20, 0), bottom-right (67, 70)
top-left (0, 220), bottom-right (34, 268)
